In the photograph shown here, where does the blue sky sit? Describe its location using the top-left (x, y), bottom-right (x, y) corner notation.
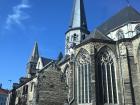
top-left (0, 0), bottom-right (140, 89)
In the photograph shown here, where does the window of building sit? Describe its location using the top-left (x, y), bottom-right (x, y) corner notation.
top-left (76, 48), bottom-right (91, 104)
top-left (82, 34), bottom-right (85, 40)
top-left (116, 30), bottom-right (124, 40)
top-left (96, 47), bottom-right (118, 105)
top-left (73, 34), bottom-right (78, 41)
top-left (25, 85), bottom-right (28, 93)
top-left (135, 25), bottom-right (140, 35)
top-left (66, 36), bottom-right (70, 43)
top-left (22, 85), bottom-right (28, 95)
top-left (30, 82), bottom-right (34, 92)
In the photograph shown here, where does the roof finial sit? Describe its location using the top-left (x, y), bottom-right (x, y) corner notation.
top-left (126, 0), bottom-right (130, 6)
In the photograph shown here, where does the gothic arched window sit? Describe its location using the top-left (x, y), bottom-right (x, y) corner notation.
top-left (116, 30), bottom-right (124, 40)
top-left (76, 48), bottom-right (91, 104)
top-left (135, 25), bottom-right (140, 35)
top-left (96, 47), bottom-right (118, 105)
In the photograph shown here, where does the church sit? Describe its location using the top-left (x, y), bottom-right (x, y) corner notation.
top-left (6, 0), bottom-right (140, 105)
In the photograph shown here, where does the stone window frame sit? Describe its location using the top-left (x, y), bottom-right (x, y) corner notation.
top-left (96, 46), bottom-right (119, 105)
top-left (22, 85), bottom-right (28, 95)
top-left (75, 48), bottom-right (92, 104)
top-left (72, 33), bottom-right (78, 42)
top-left (30, 82), bottom-right (34, 92)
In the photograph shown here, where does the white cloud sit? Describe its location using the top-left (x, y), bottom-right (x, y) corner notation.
top-left (5, 0), bottom-right (31, 29)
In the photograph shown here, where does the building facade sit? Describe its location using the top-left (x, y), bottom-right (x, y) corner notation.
top-left (7, 0), bottom-right (140, 105)
top-left (0, 86), bottom-right (9, 105)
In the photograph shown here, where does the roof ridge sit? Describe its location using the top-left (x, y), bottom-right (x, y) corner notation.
top-left (96, 6), bottom-right (140, 35)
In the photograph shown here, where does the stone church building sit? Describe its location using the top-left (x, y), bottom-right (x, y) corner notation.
top-left (7, 0), bottom-right (140, 105)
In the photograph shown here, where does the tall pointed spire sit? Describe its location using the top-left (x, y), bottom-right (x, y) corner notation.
top-left (65, 0), bottom-right (89, 55)
top-left (69, 0), bottom-right (87, 29)
top-left (30, 42), bottom-right (39, 63)
top-left (27, 42), bottom-right (39, 78)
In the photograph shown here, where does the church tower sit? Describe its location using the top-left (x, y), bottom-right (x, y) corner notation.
top-left (65, 0), bottom-right (90, 55)
top-left (26, 42), bottom-right (39, 78)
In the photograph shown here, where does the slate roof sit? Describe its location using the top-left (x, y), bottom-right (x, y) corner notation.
top-left (97, 6), bottom-right (140, 35)
top-left (40, 57), bottom-right (53, 66)
top-left (0, 88), bottom-right (9, 95)
top-left (30, 42), bottom-right (39, 63)
top-left (69, 0), bottom-right (87, 29)
top-left (58, 55), bottom-right (70, 65)
top-left (84, 6), bottom-right (140, 42)
top-left (84, 29), bottom-right (112, 41)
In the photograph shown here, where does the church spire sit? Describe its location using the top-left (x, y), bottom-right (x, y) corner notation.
top-left (65, 0), bottom-right (89, 55)
top-left (69, 0), bottom-right (87, 29)
top-left (27, 42), bottom-right (39, 78)
top-left (30, 42), bottom-right (39, 63)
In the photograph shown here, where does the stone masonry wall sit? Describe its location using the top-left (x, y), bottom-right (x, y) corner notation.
top-left (37, 64), bottom-right (67, 105)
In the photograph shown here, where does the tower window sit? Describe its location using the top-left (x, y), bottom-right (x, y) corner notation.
top-left (135, 25), bottom-right (140, 35)
top-left (116, 30), bottom-right (124, 40)
top-left (73, 34), bottom-right (78, 41)
top-left (66, 36), bottom-right (69, 43)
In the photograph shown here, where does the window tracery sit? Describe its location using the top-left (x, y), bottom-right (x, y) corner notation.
top-left (96, 47), bottom-right (118, 105)
top-left (76, 48), bottom-right (91, 104)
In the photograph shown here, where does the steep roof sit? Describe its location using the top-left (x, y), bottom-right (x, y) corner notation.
top-left (97, 6), bottom-right (140, 35)
top-left (40, 57), bottom-right (52, 66)
top-left (30, 42), bottom-right (39, 63)
top-left (69, 0), bottom-right (87, 29)
top-left (84, 29), bottom-right (112, 41)
top-left (58, 55), bottom-right (70, 65)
